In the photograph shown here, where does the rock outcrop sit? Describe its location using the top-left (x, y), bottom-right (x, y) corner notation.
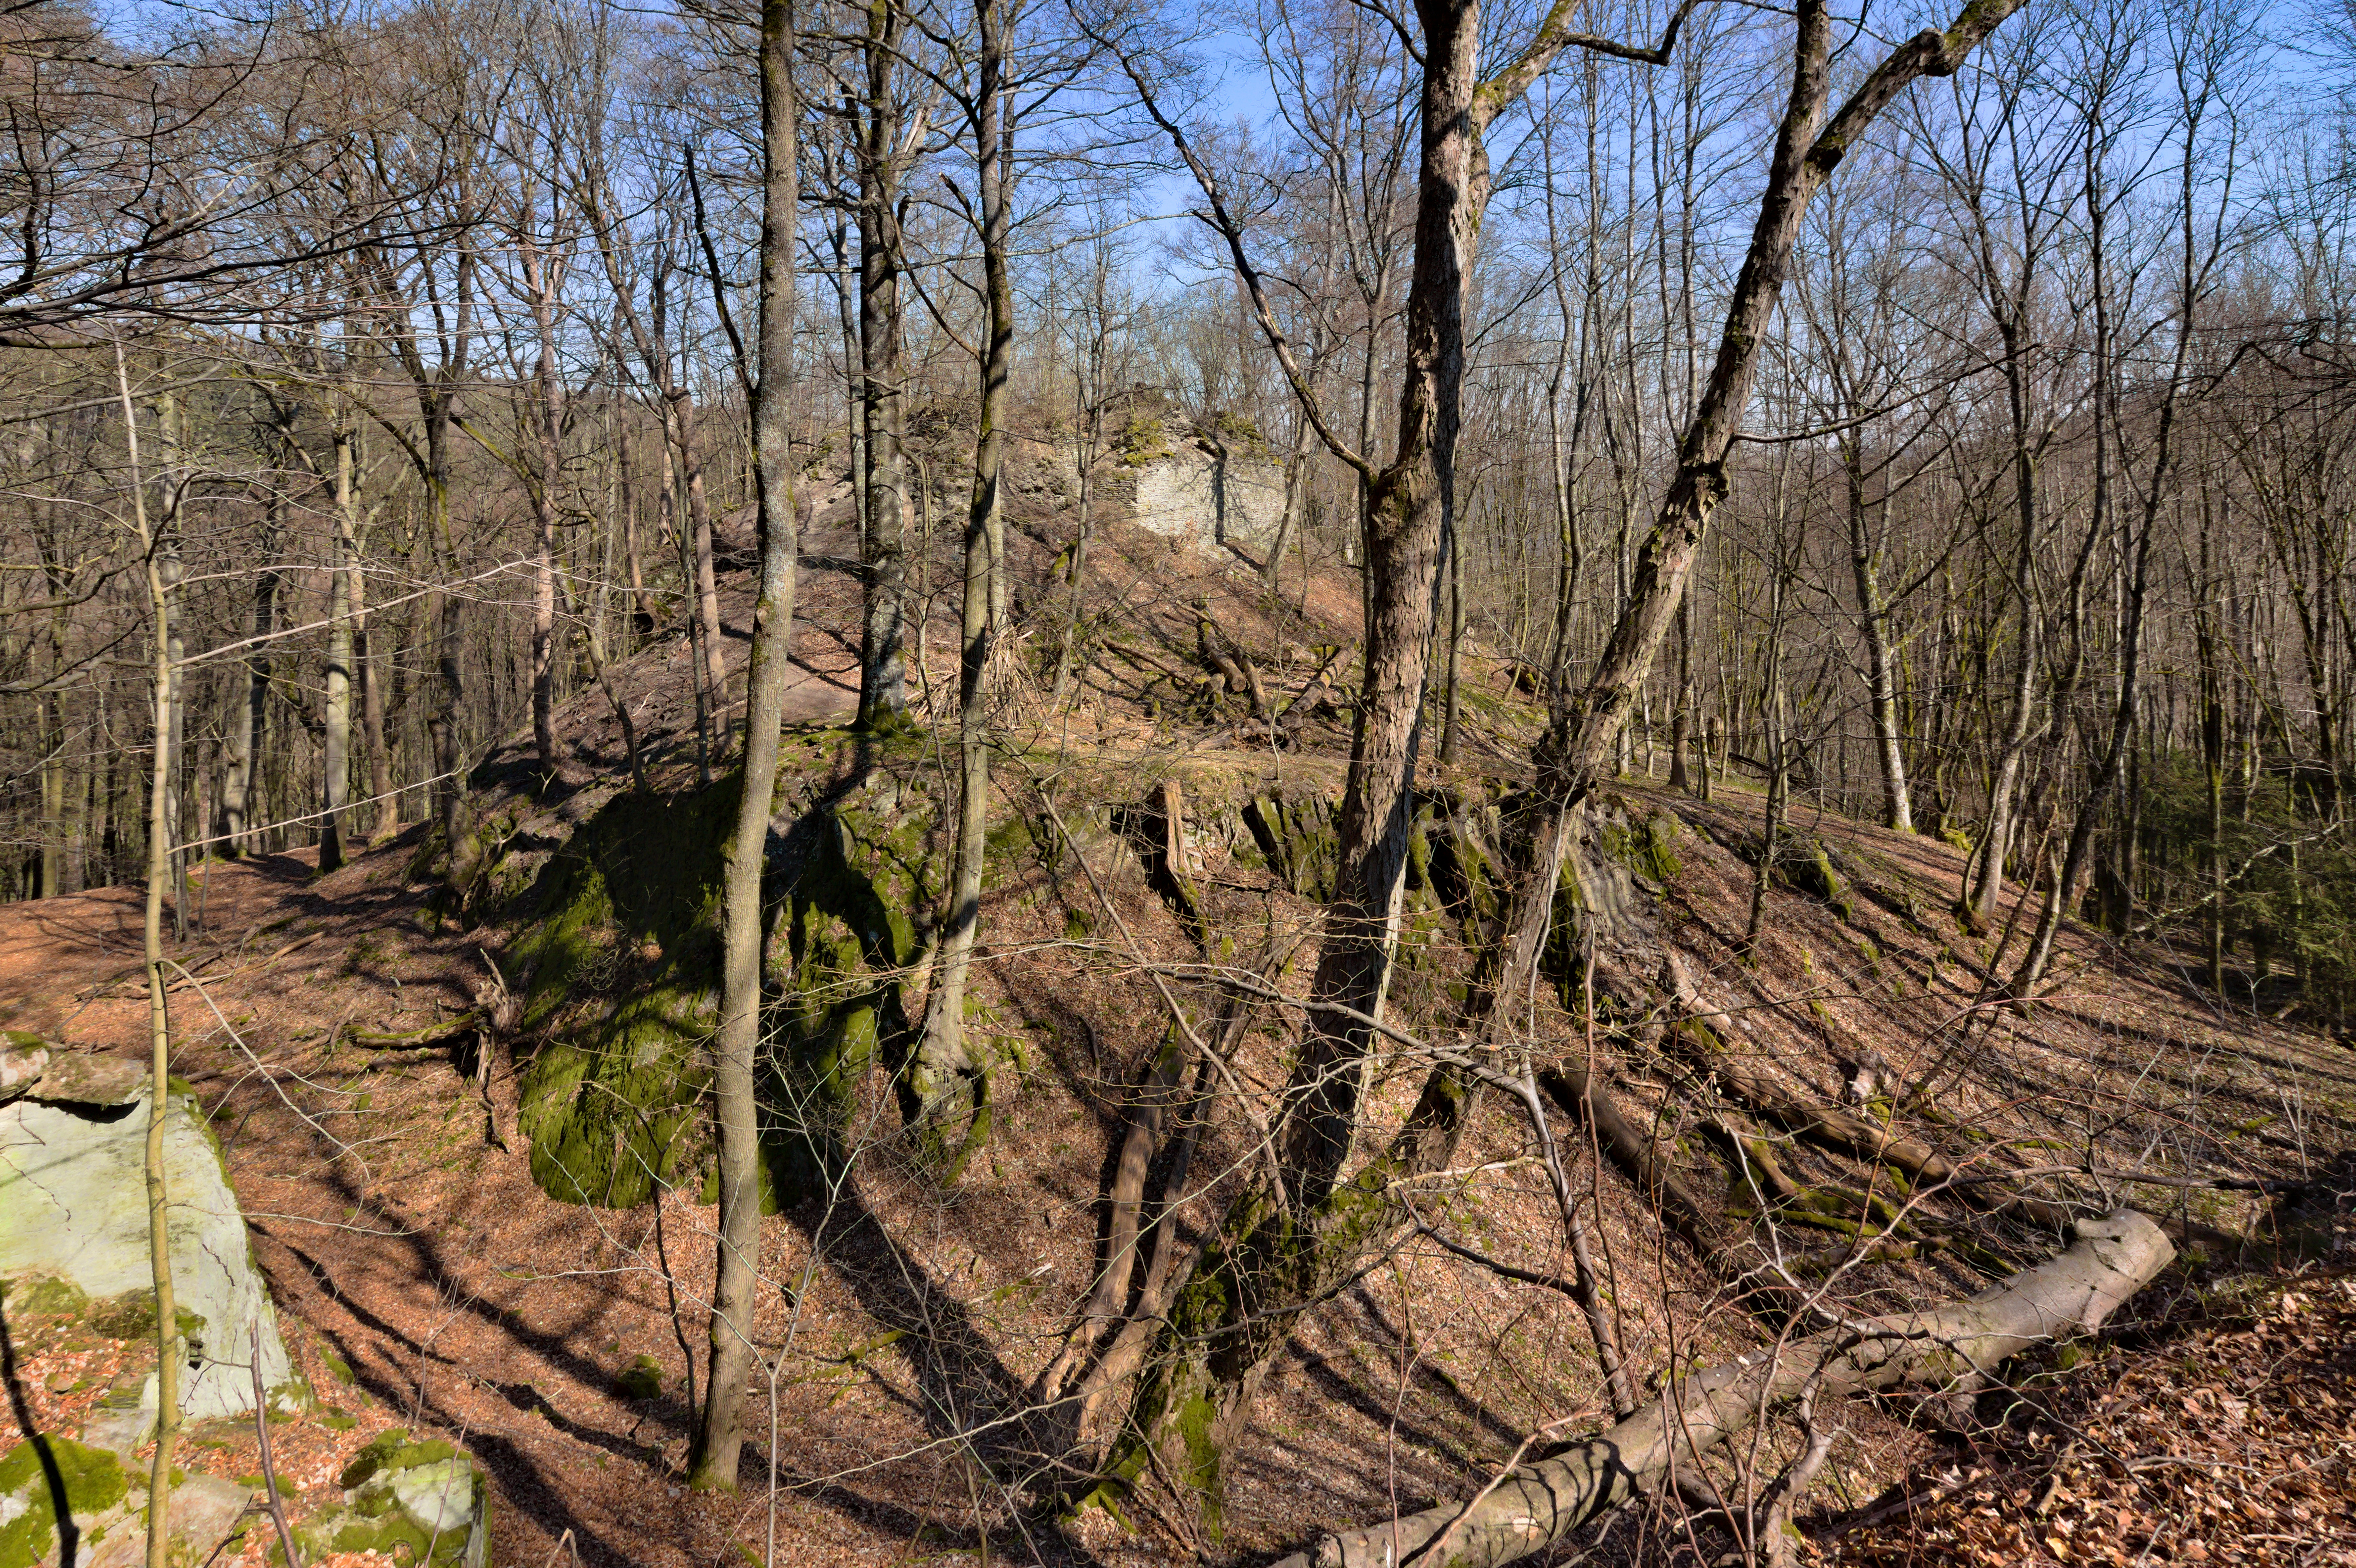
top-left (294, 1428), bottom-right (491, 1567)
top-left (0, 1036), bottom-right (296, 1425)
top-left (1130, 443), bottom-right (1286, 557)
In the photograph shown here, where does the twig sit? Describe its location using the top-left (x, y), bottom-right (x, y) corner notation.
top-left (250, 1322), bottom-right (302, 1568)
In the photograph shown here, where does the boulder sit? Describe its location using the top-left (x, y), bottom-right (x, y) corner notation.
top-left (0, 1436), bottom-right (256, 1568)
top-left (0, 1061), bottom-right (295, 1423)
top-left (297, 1429), bottom-right (490, 1568)
top-left (81, 1473), bottom-right (251, 1568)
top-left (18, 1052), bottom-right (145, 1109)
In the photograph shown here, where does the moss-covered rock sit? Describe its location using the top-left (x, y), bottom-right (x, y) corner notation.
top-left (296, 1428), bottom-right (487, 1568)
top-left (511, 782), bottom-right (737, 1208)
top-left (504, 734), bottom-right (959, 1209)
top-left (613, 1355), bottom-right (665, 1401)
top-left (1601, 810), bottom-right (1683, 886)
top-left (337, 1431), bottom-right (459, 1490)
top-left (765, 768), bottom-right (939, 1205)
top-left (1420, 791), bottom-right (1509, 948)
top-left (1241, 791), bottom-right (1340, 902)
top-left (0, 1436), bottom-right (128, 1568)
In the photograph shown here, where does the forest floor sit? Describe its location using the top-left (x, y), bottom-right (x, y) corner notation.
top-left (3, 496), bottom-right (2353, 1568)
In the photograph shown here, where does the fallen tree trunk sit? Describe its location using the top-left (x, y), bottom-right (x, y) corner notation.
top-left (341, 1012), bottom-right (481, 1050)
top-left (1536, 1062), bottom-right (1716, 1246)
top-left (1271, 1210), bottom-right (2172, 1568)
top-left (1714, 1052), bottom-right (2077, 1232)
top-left (1656, 952), bottom-right (2081, 1232)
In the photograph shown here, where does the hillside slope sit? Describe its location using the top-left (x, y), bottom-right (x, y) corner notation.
top-left (1, 471), bottom-right (2349, 1568)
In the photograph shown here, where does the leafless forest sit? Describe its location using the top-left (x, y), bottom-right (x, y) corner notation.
top-left (1, 0), bottom-right (2353, 1563)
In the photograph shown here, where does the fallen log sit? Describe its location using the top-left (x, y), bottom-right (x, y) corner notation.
top-left (1270, 1210), bottom-right (2172, 1568)
top-left (1657, 952), bottom-right (2079, 1233)
top-left (1537, 1063), bottom-right (1716, 1246)
top-left (341, 1011), bottom-right (481, 1050)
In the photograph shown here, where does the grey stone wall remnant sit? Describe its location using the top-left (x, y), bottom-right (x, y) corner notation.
top-left (1129, 444), bottom-right (1286, 557)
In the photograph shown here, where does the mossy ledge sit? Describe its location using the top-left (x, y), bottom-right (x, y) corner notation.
top-left (500, 732), bottom-right (951, 1210)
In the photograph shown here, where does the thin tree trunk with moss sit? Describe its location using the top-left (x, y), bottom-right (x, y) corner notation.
top-left (424, 467), bottom-right (470, 898)
top-left (220, 484), bottom-right (281, 856)
top-left (855, 1), bottom-right (912, 727)
top-left (910, 0), bottom-right (1011, 1157)
top-left (321, 428), bottom-right (356, 873)
top-left (1831, 408), bottom-right (1916, 834)
top-left (1967, 332), bottom-right (2043, 920)
top-left (525, 237), bottom-right (566, 778)
top-left (118, 343), bottom-right (183, 1568)
top-left (355, 535), bottom-right (394, 843)
top-left (690, 0), bottom-right (799, 1493)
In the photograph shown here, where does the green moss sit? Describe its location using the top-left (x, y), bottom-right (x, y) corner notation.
top-left (1112, 414), bottom-right (1172, 468)
top-left (1426, 799), bottom-right (1507, 948)
top-left (1170, 1390), bottom-right (1225, 1534)
top-left (337, 1430), bottom-right (458, 1490)
top-left (511, 782), bottom-right (740, 1208)
top-left (0, 1436), bottom-right (129, 1568)
top-left (768, 773), bottom-right (940, 1205)
top-left (615, 1356), bottom-right (665, 1401)
top-left (0, 1275), bottom-right (87, 1319)
top-left (83, 1291), bottom-right (205, 1345)
top-left (1241, 793), bottom-right (1340, 902)
top-left (1601, 812), bottom-right (1682, 885)
top-left (499, 739), bottom-right (973, 1210)
top-left (321, 1506), bottom-right (454, 1565)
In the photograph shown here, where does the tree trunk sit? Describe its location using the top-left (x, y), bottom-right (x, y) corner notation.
top-left (219, 491), bottom-right (279, 857)
top-left (1264, 403), bottom-right (1313, 591)
top-left (1967, 336), bottom-right (2042, 919)
top-left (1848, 456), bottom-right (1913, 832)
top-left (680, 405), bottom-right (728, 747)
top-left (690, 0), bottom-right (799, 1493)
top-left (526, 238), bottom-right (567, 778)
top-left (320, 428), bottom-right (357, 873)
top-left (1270, 1212), bottom-right (2173, 1568)
top-left (1668, 602), bottom-right (1694, 793)
top-left (855, 6), bottom-right (911, 729)
top-left (1440, 533), bottom-right (1464, 764)
top-left (1101, 0), bottom-right (1493, 1518)
top-left (424, 415), bottom-right (470, 896)
top-left (909, 0), bottom-right (1012, 1160)
top-left (118, 342), bottom-right (185, 1568)
top-left (355, 544), bottom-right (394, 842)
